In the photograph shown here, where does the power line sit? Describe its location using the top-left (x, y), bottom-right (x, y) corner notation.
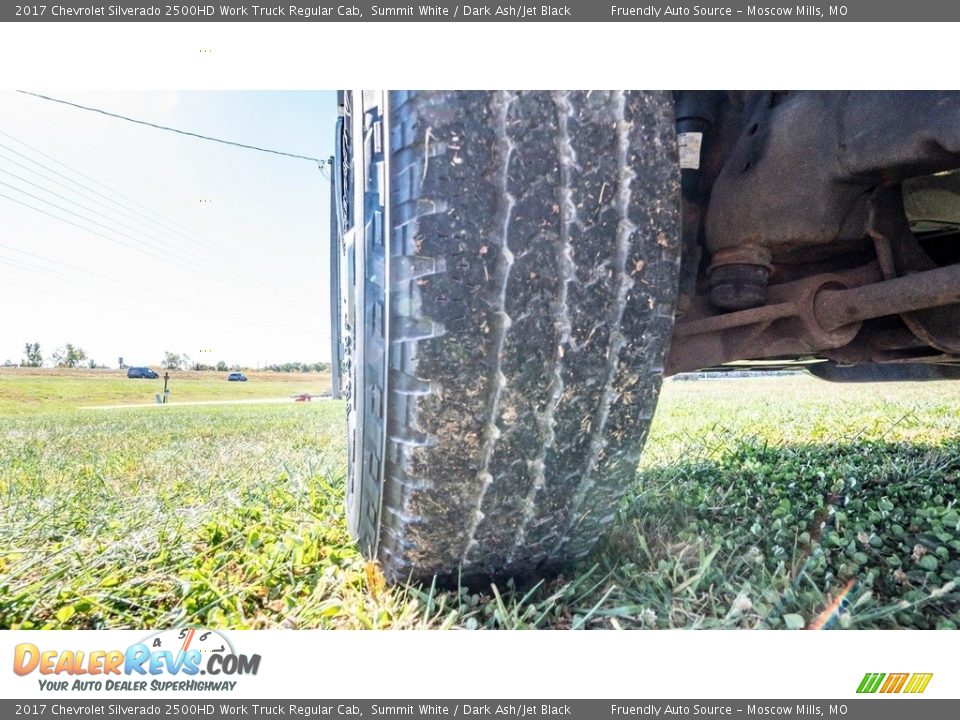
top-left (0, 135), bottom-right (315, 302)
top-left (0, 135), bottom-right (201, 242)
top-left (0, 253), bottom-right (183, 310)
top-left (1, 107), bottom-right (322, 287)
top-left (2, 121), bottom-right (269, 264)
top-left (0, 134), bottom-right (288, 285)
top-left (0, 254), bottom-right (306, 334)
top-left (0, 242), bottom-right (169, 296)
top-left (0, 186), bottom-right (169, 265)
top-left (0, 162), bottom-right (286, 294)
top-left (39, 107), bottom-right (333, 258)
top-left (0, 99), bottom-right (326, 301)
top-left (0, 185), bottom-right (284, 301)
top-left (0, 245), bottom-right (312, 333)
top-left (0, 128), bottom-right (224, 247)
top-left (0, 165), bottom-right (243, 283)
top-left (0, 177), bottom-right (240, 280)
top-left (17, 90), bottom-right (329, 166)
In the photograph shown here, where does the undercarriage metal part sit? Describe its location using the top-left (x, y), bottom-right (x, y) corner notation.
top-left (708, 264), bottom-right (770, 310)
top-left (669, 269), bottom-right (868, 374)
top-left (813, 263), bottom-right (960, 333)
top-left (706, 244), bottom-right (773, 310)
top-left (668, 261), bottom-right (960, 375)
top-left (903, 169), bottom-right (960, 233)
top-left (705, 91), bottom-right (960, 261)
top-left (684, 92), bottom-right (960, 375)
top-left (674, 91), bottom-right (724, 314)
top-left (807, 361), bottom-right (960, 383)
top-left (867, 186), bottom-right (960, 354)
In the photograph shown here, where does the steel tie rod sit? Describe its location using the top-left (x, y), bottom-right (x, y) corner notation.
top-left (814, 263), bottom-right (960, 332)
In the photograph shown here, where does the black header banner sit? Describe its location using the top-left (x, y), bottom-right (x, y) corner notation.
top-left (3, 1), bottom-right (960, 22)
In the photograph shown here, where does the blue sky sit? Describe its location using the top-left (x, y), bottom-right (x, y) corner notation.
top-left (0, 91), bottom-right (337, 368)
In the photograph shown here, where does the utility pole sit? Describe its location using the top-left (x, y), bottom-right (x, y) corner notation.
top-left (329, 153), bottom-right (342, 399)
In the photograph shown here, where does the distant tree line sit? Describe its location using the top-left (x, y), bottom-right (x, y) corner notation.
top-left (11, 341), bottom-right (106, 369)
top-left (22, 342), bottom-right (42, 367)
top-left (262, 361), bottom-right (331, 373)
top-left (7, 341), bottom-right (329, 373)
top-left (161, 351), bottom-right (330, 373)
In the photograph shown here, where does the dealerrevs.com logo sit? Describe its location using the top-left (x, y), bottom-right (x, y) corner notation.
top-left (13, 629), bottom-right (260, 693)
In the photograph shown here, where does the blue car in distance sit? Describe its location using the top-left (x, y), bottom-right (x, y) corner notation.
top-left (127, 367), bottom-right (159, 379)
top-left (227, 372), bottom-right (248, 382)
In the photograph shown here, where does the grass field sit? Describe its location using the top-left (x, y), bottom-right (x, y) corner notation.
top-left (0, 372), bottom-right (957, 629)
top-left (0, 368), bottom-right (331, 414)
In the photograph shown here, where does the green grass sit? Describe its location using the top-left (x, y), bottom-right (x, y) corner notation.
top-left (0, 368), bottom-right (330, 415)
top-left (0, 375), bottom-right (957, 629)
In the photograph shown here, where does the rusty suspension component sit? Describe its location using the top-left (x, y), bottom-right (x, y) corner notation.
top-left (668, 262), bottom-right (960, 375)
top-left (814, 264), bottom-right (960, 333)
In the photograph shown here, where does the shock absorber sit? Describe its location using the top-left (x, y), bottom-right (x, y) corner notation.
top-left (673, 91), bottom-right (722, 314)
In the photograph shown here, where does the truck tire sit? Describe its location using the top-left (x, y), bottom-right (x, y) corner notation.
top-left (337, 90), bottom-right (680, 583)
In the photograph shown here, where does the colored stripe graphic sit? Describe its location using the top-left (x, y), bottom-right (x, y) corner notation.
top-left (857, 672), bottom-right (932, 694)
top-left (880, 673), bottom-right (909, 693)
top-left (904, 674), bottom-right (934, 694)
top-left (857, 673), bottom-right (885, 693)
